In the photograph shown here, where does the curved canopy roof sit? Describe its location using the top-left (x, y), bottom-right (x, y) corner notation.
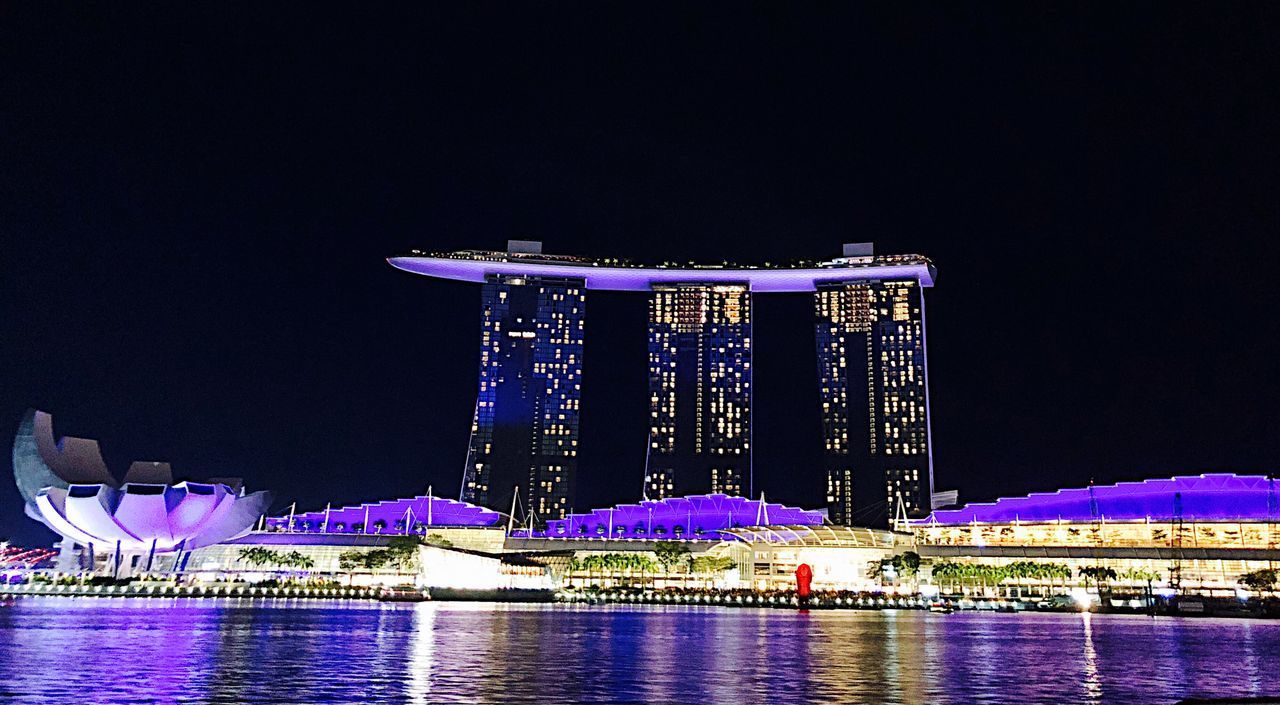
top-left (388, 251), bottom-right (935, 292)
top-left (267, 494), bottom-right (501, 533)
top-left (542, 494), bottom-right (825, 540)
top-left (33, 482), bottom-right (272, 552)
top-left (723, 525), bottom-right (903, 547)
top-left (915, 473), bottom-right (1280, 525)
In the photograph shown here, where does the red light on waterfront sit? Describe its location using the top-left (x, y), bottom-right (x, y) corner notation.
top-left (795, 563), bottom-right (813, 598)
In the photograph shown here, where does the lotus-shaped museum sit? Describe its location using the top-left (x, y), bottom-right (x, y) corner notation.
top-left (13, 409), bottom-right (272, 554)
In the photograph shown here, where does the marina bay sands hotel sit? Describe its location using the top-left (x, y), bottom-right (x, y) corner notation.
top-left (388, 241), bottom-right (937, 528)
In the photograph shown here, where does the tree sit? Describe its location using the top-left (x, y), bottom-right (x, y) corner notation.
top-left (1239, 569), bottom-right (1278, 595)
top-left (690, 555), bottom-right (735, 587)
top-left (424, 533), bottom-right (454, 548)
top-left (654, 542), bottom-right (690, 574)
top-left (238, 547), bottom-right (266, 567)
top-left (1078, 566), bottom-right (1118, 592)
top-left (283, 550), bottom-right (314, 572)
top-left (384, 536), bottom-right (424, 570)
top-left (900, 551), bottom-right (921, 577)
top-left (871, 552), bottom-right (924, 589)
top-left (1120, 568), bottom-right (1162, 584)
top-left (338, 550), bottom-right (364, 585)
top-left (239, 547), bottom-right (285, 569)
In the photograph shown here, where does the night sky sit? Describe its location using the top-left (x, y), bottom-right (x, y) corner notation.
top-left (3, 4), bottom-right (1278, 545)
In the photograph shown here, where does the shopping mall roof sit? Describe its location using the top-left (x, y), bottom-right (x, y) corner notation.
top-left (914, 473), bottom-right (1280, 525)
top-left (266, 494), bottom-right (501, 533)
top-left (540, 494), bottom-right (826, 540)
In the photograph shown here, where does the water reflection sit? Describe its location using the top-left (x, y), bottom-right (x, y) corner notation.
top-left (0, 598), bottom-right (1277, 704)
top-left (1081, 612), bottom-right (1102, 703)
top-left (407, 605), bottom-right (435, 703)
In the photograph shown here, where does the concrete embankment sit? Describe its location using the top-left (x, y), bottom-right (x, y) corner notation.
top-left (0, 583), bottom-right (379, 600)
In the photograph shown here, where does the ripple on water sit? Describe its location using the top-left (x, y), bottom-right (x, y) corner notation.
top-left (0, 598), bottom-right (1276, 704)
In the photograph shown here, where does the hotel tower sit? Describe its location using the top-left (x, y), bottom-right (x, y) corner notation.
top-left (458, 265), bottom-right (585, 520)
top-left (644, 282), bottom-right (752, 500)
top-left (814, 244), bottom-right (934, 525)
top-left (390, 240), bottom-right (937, 527)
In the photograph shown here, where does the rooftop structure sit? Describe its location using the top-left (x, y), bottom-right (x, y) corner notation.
top-left (388, 247), bottom-right (935, 293)
top-left (459, 274), bottom-right (584, 520)
top-left (645, 282), bottom-right (752, 498)
top-left (266, 494), bottom-right (502, 534)
top-left (540, 493), bottom-right (825, 540)
top-left (816, 276), bottom-right (934, 526)
top-left (914, 473), bottom-right (1280, 525)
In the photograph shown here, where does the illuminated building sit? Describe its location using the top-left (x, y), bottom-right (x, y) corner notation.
top-left (539, 493), bottom-right (823, 540)
top-left (912, 473), bottom-right (1280, 591)
top-left (12, 409), bottom-right (272, 575)
top-left (265, 494), bottom-right (502, 534)
top-left (460, 272), bottom-right (585, 520)
top-left (815, 245), bottom-right (935, 526)
top-left (645, 283), bottom-right (751, 498)
top-left (389, 241), bottom-right (937, 517)
top-left (184, 494), bottom-right (514, 580)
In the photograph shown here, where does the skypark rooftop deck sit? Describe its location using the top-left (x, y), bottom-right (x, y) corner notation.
top-left (388, 246), bottom-right (936, 292)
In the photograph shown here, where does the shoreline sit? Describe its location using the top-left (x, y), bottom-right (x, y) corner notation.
top-left (6, 583), bottom-right (1279, 620)
top-left (0, 583), bottom-right (379, 600)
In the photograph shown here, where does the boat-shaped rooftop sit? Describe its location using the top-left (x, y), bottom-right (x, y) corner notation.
top-left (388, 242), bottom-right (935, 292)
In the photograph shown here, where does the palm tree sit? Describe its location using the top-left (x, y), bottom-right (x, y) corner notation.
top-left (1078, 566), bottom-right (1118, 594)
top-left (930, 561), bottom-right (956, 593)
top-left (291, 551), bottom-right (315, 573)
top-left (238, 547), bottom-right (285, 571)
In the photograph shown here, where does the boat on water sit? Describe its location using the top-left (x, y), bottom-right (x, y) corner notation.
top-left (376, 586), bottom-right (430, 603)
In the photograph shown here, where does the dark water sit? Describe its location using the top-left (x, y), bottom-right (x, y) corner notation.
top-left (0, 598), bottom-right (1276, 704)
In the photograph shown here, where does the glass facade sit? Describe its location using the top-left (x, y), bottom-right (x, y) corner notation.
top-left (461, 274), bottom-right (585, 520)
top-left (645, 283), bottom-right (751, 499)
top-left (912, 475), bottom-right (1280, 592)
top-left (815, 279), bottom-right (933, 526)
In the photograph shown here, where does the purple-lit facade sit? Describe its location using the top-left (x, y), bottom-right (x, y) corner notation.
top-left (540, 494), bottom-right (825, 540)
top-left (266, 494), bottom-right (501, 534)
top-left (912, 474), bottom-right (1280, 591)
top-left (915, 474), bottom-right (1279, 525)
